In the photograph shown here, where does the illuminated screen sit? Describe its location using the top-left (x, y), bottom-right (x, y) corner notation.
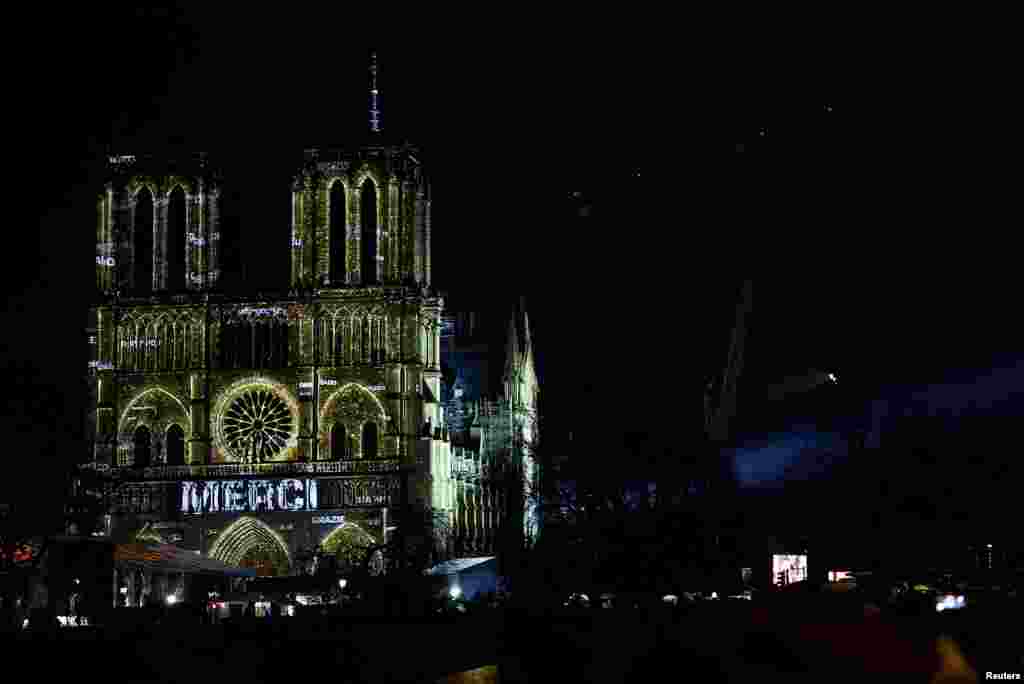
top-left (935, 594), bottom-right (966, 612)
top-left (772, 554), bottom-right (808, 586)
top-left (181, 479), bottom-right (318, 514)
top-left (828, 570), bottom-right (853, 582)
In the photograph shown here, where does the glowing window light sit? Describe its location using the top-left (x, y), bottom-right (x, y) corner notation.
top-left (166, 595), bottom-right (178, 605)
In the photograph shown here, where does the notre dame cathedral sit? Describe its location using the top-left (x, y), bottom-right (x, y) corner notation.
top-left (81, 64), bottom-right (539, 578)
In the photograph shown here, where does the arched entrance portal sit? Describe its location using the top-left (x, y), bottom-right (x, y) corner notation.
top-left (209, 516), bottom-right (291, 577)
top-left (320, 523), bottom-right (384, 576)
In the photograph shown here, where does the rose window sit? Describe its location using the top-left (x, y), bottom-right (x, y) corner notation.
top-left (222, 389), bottom-right (293, 463)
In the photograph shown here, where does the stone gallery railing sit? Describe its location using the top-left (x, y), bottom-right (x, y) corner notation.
top-left (95, 459), bottom-right (402, 480)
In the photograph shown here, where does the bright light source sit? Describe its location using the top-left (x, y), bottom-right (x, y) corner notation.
top-left (166, 595), bottom-right (177, 605)
top-left (987, 543), bottom-right (993, 549)
top-left (828, 373), bottom-right (837, 383)
top-left (338, 579), bottom-right (347, 589)
top-left (119, 587), bottom-right (128, 595)
top-left (710, 591), bottom-right (719, 599)
top-left (450, 586), bottom-right (461, 599)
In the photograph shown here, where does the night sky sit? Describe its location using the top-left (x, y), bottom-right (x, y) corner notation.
top-left (4, 7), bottom-right (1017, 534)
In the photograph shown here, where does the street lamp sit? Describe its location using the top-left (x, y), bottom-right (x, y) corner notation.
top-left (449, 586), bottom-right (461, 599)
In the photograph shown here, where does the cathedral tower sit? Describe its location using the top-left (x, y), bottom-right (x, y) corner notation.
top-left (81, 55), bottom-right (534, 588)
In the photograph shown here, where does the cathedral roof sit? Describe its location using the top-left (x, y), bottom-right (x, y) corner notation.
top-left (441, 294), bottom-right (535, 404)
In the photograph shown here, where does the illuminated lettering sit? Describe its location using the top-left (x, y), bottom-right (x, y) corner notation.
top-left (95, 256), bottom-right (116, 267)
top-left (292, 238), bottom-right (303, 248)
top-left (367, 384), bottom-right (385, 392)
top-left (239, 307), bottom-right (285, 317)
top-left (284, 479), bottom-right (304, 509)
top-left (119, 338), bottom-right (159, 350)
top-left (181, 479), bottom-right (315, 514)
top-left (319, 379), bottom-right (337, 386)
top-left (312, 515), bottom-right (344, 524)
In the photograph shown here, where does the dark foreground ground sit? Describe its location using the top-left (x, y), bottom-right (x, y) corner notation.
top-left (5, 601), bottom-right (1020, 683)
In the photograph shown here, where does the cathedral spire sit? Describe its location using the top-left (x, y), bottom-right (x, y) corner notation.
top-left (369, 50), bottom-right (382, 133)
top-left (519, 295), bottom-right (533, 361)
top-left (504, 312), bottom-right (521, 382)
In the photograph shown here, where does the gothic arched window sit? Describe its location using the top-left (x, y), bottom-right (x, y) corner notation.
top-left (277, 321), bottom-right (290, 367)
top-left (240, 322), bottom-right (253, 368)
top-left (362, 422), bottom-right (378, 460)
top-left (361, 316), bottom-right (370, 364)
top-left (360, 179), bottom-right (377, 285)
top-left (253, 322), bottom-right (267, 369)
top-left (330, 181), bottom-right (347, 285)
top-left (166, 424), bottom-right (185, 466)
top-left (331, 423), bottom-right (348, 460)
top-left (133, 426), bottom-right (152, 468)
top-left (134, 187), bottom-right (154, 294)
top-left (334, 318), bottom-right (346, 365)
top-left (167, 186), bottom-right (186, 291)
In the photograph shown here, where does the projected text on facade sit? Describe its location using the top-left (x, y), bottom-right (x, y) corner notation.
top-left (773, 554), bottom-right (808, 587)
top-left (180, 479), bottom-right (319, 514)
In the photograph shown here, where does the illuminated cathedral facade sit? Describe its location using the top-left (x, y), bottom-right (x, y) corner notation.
top-left (82, 136), bottom-right (539, 578)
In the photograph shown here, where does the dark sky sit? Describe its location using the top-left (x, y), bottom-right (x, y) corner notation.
top-left (4, 6), bottom-right (1016, 531)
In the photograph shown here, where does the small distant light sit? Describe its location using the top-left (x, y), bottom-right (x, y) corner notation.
top-left (987, 543), bottom-right (993, 549)
top-left (338, 579), bottom-right (347, 589)
top-left (828, 373), bottom-right (838, 383)
top-left (371, 89), bottom-right (378, 95)
top-left (166, 595), bottom-right (177, 605)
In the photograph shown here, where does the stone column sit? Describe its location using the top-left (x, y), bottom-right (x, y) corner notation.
top-left (208, 187), bottom-right (220, 287)
top-left (413, 191), bottom-right (424, 284)
top-left (349, 183), bottom-right (361, 284)
top-left (423, 196), bottom-right (432, 287)
top-left (189, 372), bottom-right (209, 465)
top-left (154, 192), bottom-right (169, 291)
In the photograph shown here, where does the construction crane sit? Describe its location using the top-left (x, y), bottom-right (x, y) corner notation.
top-left (706, 279), bottom-right (753, 444)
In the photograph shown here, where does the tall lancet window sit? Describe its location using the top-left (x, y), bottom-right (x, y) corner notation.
top-left (360, 179), bottom-right (377, 284)
top-left (134, 426), bottom-right (152, 468)
top-left (167, 186), bottom-right (186, 291)
top-left (331, 423), bottom-right (348, 460)
top-left (362, 422), bottom-right (378, 460)
top-left (166, 424), bottom-right (185, 466)
top-left (329, 181), bottom-right (346, 285)
top-left (134, 188), bottom-right (154, 294)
